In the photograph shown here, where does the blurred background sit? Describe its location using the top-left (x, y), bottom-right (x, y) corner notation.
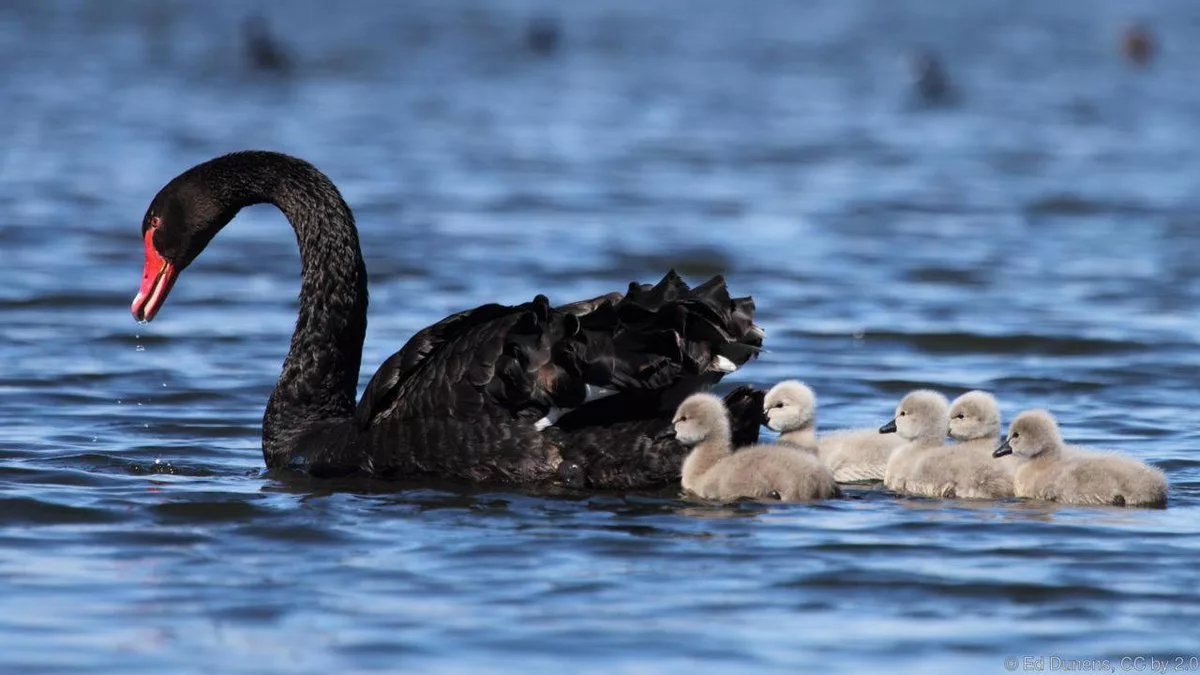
top-left (1, 0), bottom-right (1199, 671)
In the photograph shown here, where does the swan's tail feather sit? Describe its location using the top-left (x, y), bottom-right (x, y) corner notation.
top-left (611, 271), bottom-right (763, 383)
top-left (532, 271), bottom-right (762, 425)
top-left (556, 292), bottom-right (624, 317)
top-left (467, 271), bottom-right (764, 428)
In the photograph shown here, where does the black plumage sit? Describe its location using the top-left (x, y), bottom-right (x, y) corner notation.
top-left (132, 151), bottom-right (764, 489)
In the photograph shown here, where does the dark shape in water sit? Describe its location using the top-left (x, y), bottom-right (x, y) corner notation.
top-left (131, 151), bottom-right (765, 488)
top-left (526, 16), bottom-right (561, 56)
top-left (1121, 22), bottom-right (1155, 68)
top-left (242, 15), bottom-right (292, 75)
top-left (907, 49), bottom-right (953, 106)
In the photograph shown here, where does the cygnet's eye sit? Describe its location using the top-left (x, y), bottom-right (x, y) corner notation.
top-left (1011, 432), bottom-right (1020, 439)
top-left (899, 411), bottom-right (907, 417)
top-left (955, 414), bottom-right (965, 419)
top-left (678, 416), bottom-right (688, 423)
top-left (775, 402), bottom-right (785, 409)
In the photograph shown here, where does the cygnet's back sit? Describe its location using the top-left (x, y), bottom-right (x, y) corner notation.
top-left (762, 380), bottom-right (904, 482)
top-left (674, 392), bottom-right (839, 502)
top-left (881, 390), bottom-right (950, 493)
top-left (996, 410), bottom-right (1167, 508)
top-left (905, 390), bottom-right (1014, 499)
top-left (695, 444), bottom-right (841, 502)
top-left (818, 430), bottom-right (907, 483)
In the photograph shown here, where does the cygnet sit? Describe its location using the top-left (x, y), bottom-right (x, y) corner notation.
top-left (672, 393), bottom-right (840, 502)
top-left (762, 380), bottom-right (906, 482)
top-left (995, 410), bottom-right (1167, 508)
top-left (881, 390), bottom-right (950, 494)
top-left (904, 390), bottom-right (1015, 499)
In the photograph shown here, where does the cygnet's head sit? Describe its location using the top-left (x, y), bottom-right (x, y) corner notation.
top-left (994, 410), bottom-right (1062, 459)
top-left (762, 380), bottom-right (816, 432)
top-left (671, 393), bottom-right (730, 446)
top-left (880, 390), bottom-right (949, 441)
top-left (948, 390), bottom-right (1000, 441)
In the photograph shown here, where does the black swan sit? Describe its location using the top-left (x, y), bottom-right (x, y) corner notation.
top-left (130, 151), bottom-right (764, 488)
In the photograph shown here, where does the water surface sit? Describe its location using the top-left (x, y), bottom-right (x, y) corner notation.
top-left (2, 0), bottom-right (1199, 671)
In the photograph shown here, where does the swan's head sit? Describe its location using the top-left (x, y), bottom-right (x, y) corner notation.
top-left (671, 393), bottom-right (730, 445)
top-left (131, 161), bottom-right (243, 322)
top-left (948, 390), bottom-right (1000, 441)
top-left (995, 410), bottom-right (1062, 459)
top-left (880, 390), bottom-right (949, 441)
top-left (132, 152), bottom-right (328, 322)
top-left (762, 380), bottom-right (816, 432)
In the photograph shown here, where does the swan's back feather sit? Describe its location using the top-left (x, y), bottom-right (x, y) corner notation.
top-left (354, 303), bottom-right (519, 427)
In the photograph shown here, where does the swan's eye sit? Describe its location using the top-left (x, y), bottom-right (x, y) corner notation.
top-left (149, 216), bottom-right (162, 230)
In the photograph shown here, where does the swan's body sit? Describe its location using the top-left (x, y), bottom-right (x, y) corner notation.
top-left (995, 410), bottom-right (1167, 508)
top-left (881, 390), bottom-right (949, 494)
top-left (132, 151), bottom-right (763, 487)
top-left (675, 394), bottom-right (839, 502)
top-left (762, 380), bottom-right (904, 482)
top-left (904, 390), bottom-right (1014, 500)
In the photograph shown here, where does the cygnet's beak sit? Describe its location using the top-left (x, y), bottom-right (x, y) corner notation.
top-left (879, 419), bottom-right (897, 434)
top-left (760, 409), bottom-right (771, 427)
top-left (993, 439), bottom-right (1013, 458)
top-left (654, 425), bottom-right (677, 442)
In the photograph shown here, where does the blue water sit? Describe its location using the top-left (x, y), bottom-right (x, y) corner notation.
top-left (2, 0), bottom-right (1199, 671)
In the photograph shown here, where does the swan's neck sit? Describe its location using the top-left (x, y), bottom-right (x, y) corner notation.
top-left (680, 429), bottom-right (731, 493)
top-left (778, 425), bottom-right (816, 452)
top-left (211, 153), bottom-right (368, 463)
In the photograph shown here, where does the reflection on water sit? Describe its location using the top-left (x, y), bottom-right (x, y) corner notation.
top-left (1, 0), bottom-right (1199, 671)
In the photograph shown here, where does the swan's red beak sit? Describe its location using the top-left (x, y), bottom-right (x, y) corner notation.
top-left (131, 229), bottom-right (178, 322)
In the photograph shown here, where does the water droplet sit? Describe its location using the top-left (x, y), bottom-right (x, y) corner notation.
top-left (161, 382), bottom-right (167, 387)
top-left (135, 345), bottom-right (145, 352)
